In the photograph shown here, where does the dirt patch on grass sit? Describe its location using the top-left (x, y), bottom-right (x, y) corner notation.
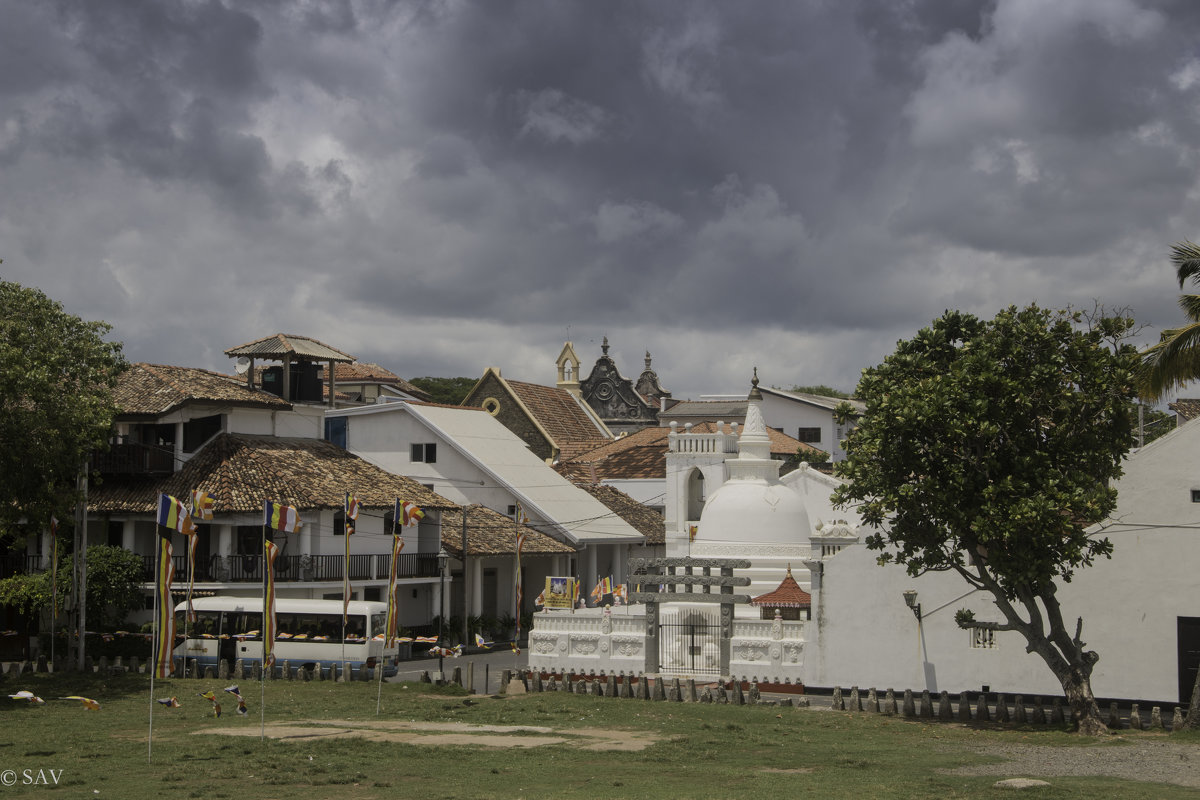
top-left (195, 719), bottom-right (663, 751)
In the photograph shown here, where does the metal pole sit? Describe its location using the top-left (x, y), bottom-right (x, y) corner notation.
top-left (461, 508), bottom-right (468, 650)
top-left (438, 564), bottom-right (445, 679)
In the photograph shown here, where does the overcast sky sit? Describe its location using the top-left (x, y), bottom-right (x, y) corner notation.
top-left (4, 0), bottom-right (1200, 400)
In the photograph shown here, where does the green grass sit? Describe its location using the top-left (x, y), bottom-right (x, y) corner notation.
top-left (0, 673), bottom-right (1194, 799)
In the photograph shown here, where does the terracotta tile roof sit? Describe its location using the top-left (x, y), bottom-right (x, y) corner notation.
top-left (574, 484), bottom-right (665, 545)
top-left (439, 504), bottom-right (576, 557)
top-left (321, 362), bottom-right (431, 401)
top-left (660, 399), bottom-right (748, 419)
top-left (555, 422), bottom-right (819, 482)
top-left (506, 379), bottom-right (609, 445)
top-left (224, 334), bottom-right (355, 362)
top-left (556, 438), bottom-right (615, 462)
top-left (88, 432), bottom-right (454, 515)
top-left (750, 567), bottom-right (812, 608)
top-left (115, 363), bottom-right (292, 418)
top-left (1169, 398), bottom-right (1200, 423)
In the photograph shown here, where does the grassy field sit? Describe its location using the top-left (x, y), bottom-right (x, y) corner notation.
top-left (0, 671), bottom-right (1195, 799)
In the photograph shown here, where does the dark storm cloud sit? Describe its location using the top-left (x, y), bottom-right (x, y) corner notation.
top-left (4, 0), bottom-right (1200, 398)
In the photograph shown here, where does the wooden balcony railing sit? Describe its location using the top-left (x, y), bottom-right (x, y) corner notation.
top-left (91, 443), bottom-right (175, 476)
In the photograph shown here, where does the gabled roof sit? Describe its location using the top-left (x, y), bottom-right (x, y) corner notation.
top-left (321, 362), bottom-right (431, 401)
top-left (660, 399), bottom-right (748, 419)
top-left (88, 432), bottom-right (453, 515)
top-left (439, 504), bottom-right (575, 557)
top-left (557, 422), bottom-right (819, 482)
top-left (115, 363), bottom-right (292, 418)
top-left (505, 378), bottom-right (611, 444)
top-left (574, 484), bottom-right (665, 545)
top-left (224, 334), bottom-right (355, 363)
top-left (759, 386), bottom-right (865, 414)
top-left (750, 567), bottom-right (812, 608)
top-left (328, 402), bottom-right (643, 546)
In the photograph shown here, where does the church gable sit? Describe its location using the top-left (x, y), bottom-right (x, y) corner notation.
top-left (580, 338), bottom-right (660, 428)
top-left (462, 368), bottom-right (555, 461)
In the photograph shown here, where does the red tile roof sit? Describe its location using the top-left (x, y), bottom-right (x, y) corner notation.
top-left (750, 567), bottom-right (811, 608)
top-left (115, 363), bottom-right (292, 418)
top-left (506, 379), bottom-right (609, 445)
top-left (321, 362), bottom-right (431, 401)
top-left (88, 432), bottom-right (454, 515)
top-left (574, 484), bottom-right (665, 545)
top-left (555, 422), bottom-right (819, 481)
top-left (439, 504), bottom-right (576, 557)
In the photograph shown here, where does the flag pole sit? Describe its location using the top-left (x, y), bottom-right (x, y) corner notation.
top-left (148, 527), bottom-right (159, 764)
top-left (261, 522), bottom-right (267, 741)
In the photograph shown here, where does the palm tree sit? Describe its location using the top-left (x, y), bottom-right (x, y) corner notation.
top-left (1138, 240), bottom-right (1200, 401)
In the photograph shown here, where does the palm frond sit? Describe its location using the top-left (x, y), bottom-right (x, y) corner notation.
top-left (1138, 320), bottom-right (1200, 400)
top-left (1172, 240), bottom-right (1200, 288)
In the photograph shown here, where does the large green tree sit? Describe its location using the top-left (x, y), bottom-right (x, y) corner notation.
top-left (408, 376), bottom-right (476, 406)
top-left (833, 305), bottom-right (1138, 735)
top-left (1138, 240), bottom-right (1200, 401)
top-left (0, 280), bottom-right (126, 533)
top-left (0, 544), bottom-right (143, 629)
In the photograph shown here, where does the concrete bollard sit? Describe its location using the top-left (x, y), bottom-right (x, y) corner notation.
top-left (530, 671), bottom-right (541, 693)
top-left (235, 659), bottom-right (245, 680)
top-left (1150, 706), bottom-right (1163, 730)
top-left (748, 682), bottom-right (761, 705)
top-left (590, 679), bottom-right (603, 697)
top-left (1031, 697), bottom-right (1046, 725)
top-left (976, 694), bottom-right (990, 722)
top-left (420, 670), bottom-right (432, 683)
top-left (203, 665), bottom-right (216, 679)
top-left (1051, 698), bottom-right (1064, 725)
top-left (82, 656), bottom-right (93, 674)
top-left (666, 678), bottom-right (680, 702)
top-left (651, 678), bottom-right (666, 701)
top-left (700, 688), bottom-right (713, 703)
top-left (98, 657), bottom-right (109, 675)
top-left (36, 655), bottom-right (48, 673)
top-left (730, 680), bottom-right (744, 706)
top-left (341, 662), bottom-right (352, 683)
top-left (939, 691), bottom-right (953, 721)
top-left (315, 663), bottom-right (326, 681)
top-left (685, 678), bottom-right (696, 703)
top-left (188, 659), bottom-right (199, 679)
top-left (1129, 704), bottom-right (1142, 730)
top-left (619, 676), bottom-right (630, 699)
top-left (867, 687), bottom-right (880, 713)
top-left (282, 660), bottom-right (292, 680)
top-left (995, 694), bottom-right (1010, 723)
top-left (128, 656), bottom-right (140, 674)
top-left (849, 686), bottom-right (861, 712)
top-left (218, 659), bottom-right (230, 680)
top-left (883, 688), bottom-right (897, 716)
top-left (715, 683), bottom-right (727, 704)
top-left (958, 693), bottom-right (972, 722)
top-left (609, 674), bottom-right (619, 698)
top-left (299, 665), bottom-right (310, 682)
top-left (251, 661), bottom-right (262, 680)
top-left (920, 690), bottom-right (933, 718)
top-left (832, 686), bottom-right (844, 711)
top-left (1108, 702), bottom-right (1120, 729)
top-left (903, 689), bottom-right (916, 718)
top-left (1172, 707), bottom-right (1184, 732)
top-left (452, 666), bottom-right (462, 688)
top-left (1014, 695), bottom-right (1027, 724)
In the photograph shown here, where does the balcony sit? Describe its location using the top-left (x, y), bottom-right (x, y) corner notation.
top-left (141, 552), bottom-right (441, 583)
top-left (91, 443), bottom-right (175, 476)
top-left (0, 554), bottom-right (45, 579)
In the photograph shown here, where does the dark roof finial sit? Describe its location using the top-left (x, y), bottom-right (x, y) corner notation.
top-left (748, 367), bottom-right (762, 401)
top-left (602, 336), bottom-right (609, 356)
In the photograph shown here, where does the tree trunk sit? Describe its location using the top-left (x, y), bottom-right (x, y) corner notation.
top-left (1058, 666), bottom-right (1107, 736)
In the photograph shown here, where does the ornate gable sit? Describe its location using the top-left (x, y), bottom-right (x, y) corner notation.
top-left (580, 338), bottom-right (659, 429)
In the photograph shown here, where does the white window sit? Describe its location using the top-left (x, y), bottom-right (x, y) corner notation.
top-left (969, 627), bottom-right (996, 649)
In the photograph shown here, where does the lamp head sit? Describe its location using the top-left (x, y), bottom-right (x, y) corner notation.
top-left (902, 589), bottom-right (918, 609)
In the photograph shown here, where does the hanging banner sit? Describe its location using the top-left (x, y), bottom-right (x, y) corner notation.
top-left (542, 577), bottom-right (576, 610)
top-left (263, 539), bottom-right (280, 668)
top-left (384, 535), bottom-right (404, 648)
top-left (153, 531), bottom-right (175, 678)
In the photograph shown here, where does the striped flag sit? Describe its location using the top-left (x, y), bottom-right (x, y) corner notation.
top-left (263, 538), bottom-right (280, 668)
top-left (514, 528), bottom-right (527, 642)
top-left (191, 490), bottom-right (215, 521)
top-left (384, 534), bottom-right (404, 648)
top-left (263, 500), bottom-right (301, 533)
top-left (153, 529), bottom-right (175, 678)
top-left (343, 493), bottom-right (359, 625)
top-left (185, 524), bottom-right (199, 624)
top-left (571, 579), bottom-right (580, 608)
top-left (396, 499), bottom-right (424, 527)
top-left (156, 494), bottom-right (189, 532)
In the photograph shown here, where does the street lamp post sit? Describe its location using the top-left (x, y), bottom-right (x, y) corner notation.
top-left (437, 546), bottom-right (449, 679)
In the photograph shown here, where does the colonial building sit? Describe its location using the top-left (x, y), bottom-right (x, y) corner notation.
top-left (574, 338), bottom-right (672, 436)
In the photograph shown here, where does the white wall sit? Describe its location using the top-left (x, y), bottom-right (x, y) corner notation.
top-left (759, 394), bottom-right (853, 461)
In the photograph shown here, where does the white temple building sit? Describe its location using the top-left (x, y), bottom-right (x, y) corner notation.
top-left (530, 370), bottom-right (1200, 706)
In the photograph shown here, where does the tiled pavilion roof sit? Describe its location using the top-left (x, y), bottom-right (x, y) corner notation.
top-left (115, 363), bottom-right (291, 418)
top-left (223, 333), bottom-right (355, 362)
top-left (88, 433), bottom-right (453, 515)
top-left (750, 566), bottom-right (812, 608)
top-left (438, 505), bottom-right (576, 557)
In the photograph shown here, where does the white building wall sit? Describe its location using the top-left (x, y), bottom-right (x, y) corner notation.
top-left (759, 394), bottom-right (853, 461)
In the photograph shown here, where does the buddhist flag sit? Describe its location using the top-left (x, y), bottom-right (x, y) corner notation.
top-left (571, 579), bottom-right (580, 608)
top-left (191, 490), bottom-right (215, 521)
top-left (396, 500), bottom-right (424, 527)
top-left (263, 539), bottom-right (280, 668)
top-left (263, 500), bottom-right (301, 533)
top-left (384, 535), bottom-right (404, 648)
top-left (153, 530), bottom-right (175, 678)
top-left (157, 494), bottom-right (189, 532)
top-left (613, 583), bottom-right (628, 605)
top-left (514, 529), bottom-right (527, 642)
top-left (185, 526), bottom-right (199, 624)
top-left (343, 493), bottom-right (359, 625)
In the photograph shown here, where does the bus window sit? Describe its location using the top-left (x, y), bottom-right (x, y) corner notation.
top-left (370, 613), bottom-right (387, 639)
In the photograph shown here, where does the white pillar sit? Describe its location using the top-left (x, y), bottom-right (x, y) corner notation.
top-left (216, 524), bottom-right (232, 557)
top-left (470, 559), bottom-right (483, 617)
top-left (122, 520), bottom-right (136, 552)
top-left (586, 545), bottom-right (598, 596)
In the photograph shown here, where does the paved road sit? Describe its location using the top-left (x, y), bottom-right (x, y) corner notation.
top-left (391, 647), bottom-right (528, 694)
